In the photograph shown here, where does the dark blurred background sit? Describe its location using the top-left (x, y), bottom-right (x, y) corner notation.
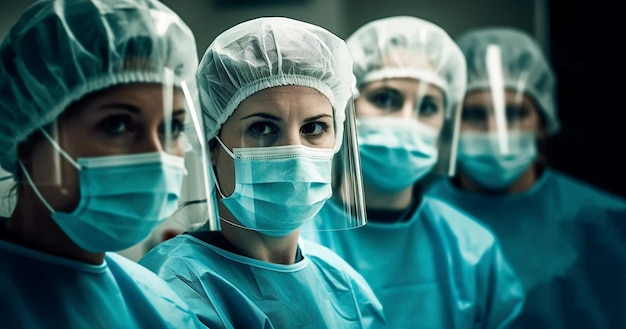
top-left (2, 0), bottom-right (624, 199)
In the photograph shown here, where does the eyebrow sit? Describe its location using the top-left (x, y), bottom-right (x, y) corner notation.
top-left (240, 113), bottom-right (333, 122)
top-left (240, 113), bottom-right (282, 121)
top-left (99, 103), bottom-right (141, 113)
top-left (304, 114), bottom-right (333, 122)
top-left (98, 105), bottom-right (187, 116)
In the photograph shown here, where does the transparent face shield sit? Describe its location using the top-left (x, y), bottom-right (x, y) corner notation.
top-left (14, 69), bottom-right (217, 232)
top-left (209, 89), bottom-right (366, 235)
top-left (458, 45), bottom-right (541, 159)
top-left (0, 167), bottom-right (16, 217)
top-left (354, 76), bottom-right (461, 181)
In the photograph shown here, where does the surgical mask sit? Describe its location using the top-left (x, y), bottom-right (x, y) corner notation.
top-left (457, 131), bottom-right (537, 190)
top-left (20, 130), bottom-right (187, 252)
top-left (357, 118), bottom-right (439, 192)
top-left (215, 137), bottom-right (333, 237)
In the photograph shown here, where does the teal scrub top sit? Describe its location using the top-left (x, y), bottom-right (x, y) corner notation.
top-left (427, 169), bottom-right (626, 328)
top-left (0, 235), bottom-right (204, 329)
top-left (139, 232), bottom-right (387, 329)
top-left (302, 196), bottom-right (525, 329)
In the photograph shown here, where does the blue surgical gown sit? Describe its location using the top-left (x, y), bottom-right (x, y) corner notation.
top-left (139, 233), bottom-right (387, 329)
top-left (427, 169), bottom-right (626, 328)
top-left (301, 196), bottom-right (525, 329)
top-left (0, 237), bottom-right (203, 329)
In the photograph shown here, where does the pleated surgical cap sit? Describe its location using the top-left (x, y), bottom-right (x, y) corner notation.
top-left (0, 0), bottom-right (198, 175)
top-left (456, 27), bottom-right (559, 134)
top-left (347, 16), bottom-right (467, 114)
top-left (197, 17), bottom-right (354, 151)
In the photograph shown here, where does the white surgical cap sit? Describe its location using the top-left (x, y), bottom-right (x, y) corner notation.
top-left (347, 16), bottom-right (467, 113)
top-left (197, 17), bottom-right (354, 151)
top-left (0, 0), bottom-right (198, 175)
top-left (456, 27), bottom-right (559, 135)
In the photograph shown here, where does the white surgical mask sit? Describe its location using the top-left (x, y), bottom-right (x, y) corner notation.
top-left (357, 118), bottom-right (439, 192)
top-left (457, 131), bottom-right (537, 190)
top-left (215, 137), bottom-right (333, 237)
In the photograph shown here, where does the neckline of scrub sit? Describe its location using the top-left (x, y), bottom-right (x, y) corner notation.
top-left (439, 168), bottom-right (553, 203)
top-left (0, 238), bottom-right (108, 273)
top-left (184, 234), bottom-right (311, 272)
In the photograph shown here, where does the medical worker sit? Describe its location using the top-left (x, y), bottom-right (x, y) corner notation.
top-left (0, 0), bottom-right (209, 327)
top-left (300, 16), bottom-right (525, 329)
top-left (139, 17), bottom-right (387, 329)
top-left (426, 27), bottom-right (626, 328)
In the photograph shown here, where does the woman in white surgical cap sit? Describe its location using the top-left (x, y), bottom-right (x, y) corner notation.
top-left (139, 17), bottom-right (387, 328)
top-left (300, 16), bottom-right (525, 329)
top-left (427, 27), bottom-right (626, 328)
top-left (0, 0), bottom-right (209, 327)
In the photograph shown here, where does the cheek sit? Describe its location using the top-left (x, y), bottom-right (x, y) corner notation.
top-left (522, 112), bottom-right (541, 131)
top-left (419, 112), bottom-right (445, 130)
top-left (170, 140), bottom-right (186, 157)
top-left (355, 98), bottom-right (380, 117)
top-left (215, 153), bottom-right (236, 197)
top-left (29, 142), bottom-right (81, 212)
top-left (316, 133), bottom-right (336, 149)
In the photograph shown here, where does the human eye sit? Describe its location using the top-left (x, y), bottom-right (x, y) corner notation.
top-left (100, 114), bottom-right (134, 136)
top-left (171, 119), bottom-right (186, 137)
top-left (505, 105), bottom-right (530, 122)
top-left (367, 88), bottom-right (404, 111)
top-left (418, 96), bottom-right (441, 117)
top-left (247, 120), bottom-right (278, 138)
top-left (461, 106), bottom-right (488, 123)
top-left (301, 122), bottom-right (329, 136)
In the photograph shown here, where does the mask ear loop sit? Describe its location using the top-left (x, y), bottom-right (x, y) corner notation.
top-left (211, 136), bottom-right (258, 232)
top-left (17, 128), bottom-right (83, 215)
top-left (212, 136), bottom-right (235, 199)
top-left (39, 128), bottom-right (81, 170)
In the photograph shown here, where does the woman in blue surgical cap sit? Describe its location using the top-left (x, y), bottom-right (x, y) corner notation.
top-left (300, 16), bottom-right (525, 329)
top-left (427, 27), bottom-right (626, 328)
top-left (139, 17), bottom-right (387, 328)
top-left (0, 0), bottom-right (208, 327)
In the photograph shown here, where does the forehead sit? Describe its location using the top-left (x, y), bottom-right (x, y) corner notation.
top-left (361, 77), bottom-right (443, 98)
top-left (464, 89), bottom-right (537, 108)
top-left (61, 83), bottom-right (186, 119)
top-left (382, 48), bottom-right (435, 72)
top-left (232, 85), bottom-right (333, 117)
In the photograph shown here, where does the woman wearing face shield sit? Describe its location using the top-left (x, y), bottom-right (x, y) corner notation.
top-left (300, 16), bottom-right (525, 329)
top-left (0, 0), bottom-right (208, 327)
top-left (139, 17), bottom-right (387, 329)
top-left (427, 28), bottom-right (626, 328)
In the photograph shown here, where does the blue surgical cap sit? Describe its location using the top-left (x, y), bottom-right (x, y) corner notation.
top-left (197, 17), bottom-right (354, 151)
top-left (347, 16), bottom-right (467, 115)
top-left (456, 28), bottom-right (559, 135)
top-left (0, 0), bottom-right (198, 175)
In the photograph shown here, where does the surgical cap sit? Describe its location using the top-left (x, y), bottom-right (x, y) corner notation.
top-left (0, 0), bottom-right (198, 175)
top-left (197, 17), bottom-right (353, 151)
top-left (347, 16), bottom-right (466, 113)
top-left (456, 28), bottom-right (559, 134)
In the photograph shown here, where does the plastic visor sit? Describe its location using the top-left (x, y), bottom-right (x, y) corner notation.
top-left (210, 97), bottom-right (367, 234)
top-left (307, 99), bottom-right (367, 231)
top-left (12, 69), bottom-right (217, 231)
top-left (460, 45), bottom-right (540, 156)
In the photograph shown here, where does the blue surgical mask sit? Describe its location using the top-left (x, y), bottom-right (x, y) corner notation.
top-left (215, 137), bottom-right (333, 237)
top-left (21, 148), bottom-right (187, 253)
top-left (357, 118), bottom-right (439, 192)
top-left (457, 131), bottom-right (537, 190)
